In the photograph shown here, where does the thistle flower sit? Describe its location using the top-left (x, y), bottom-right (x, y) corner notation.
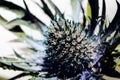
top-left (0, 0), bottom-right (120, 80)
top-left (42, 18), bottom-right (105, 79)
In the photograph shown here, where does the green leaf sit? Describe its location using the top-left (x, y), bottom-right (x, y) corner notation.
top-left (7, 18), bottom-right (39, 30)
top-left (0, 15), bottom-right (8, 26)
top-left (87, 2), bottom-right (91, 19)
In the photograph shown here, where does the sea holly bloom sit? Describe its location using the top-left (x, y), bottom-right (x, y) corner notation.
top-left (42, 18), bottom-right (105, 79)
top-left (0, 0), bottom-right (120, 80)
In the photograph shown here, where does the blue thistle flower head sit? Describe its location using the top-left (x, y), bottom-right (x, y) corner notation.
top-left (42, 18), bottom-right (107, 79)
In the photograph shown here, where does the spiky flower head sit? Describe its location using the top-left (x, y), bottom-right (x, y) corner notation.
top-left (43, 18), bottom-right (105, 79)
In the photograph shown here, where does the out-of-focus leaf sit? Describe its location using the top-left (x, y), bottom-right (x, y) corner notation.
top-left (0, 0), bottom-right (25, 16)
top-left (22, 0), bottom-right (48, 33)
top-left (47, 0), bottom-right (64, 19)
top-left (109, 34), bottom-right (120, 53)
top-left (7, 18), bottom-right (45, 40)
top-left (86, 2), bottom-right (91, 19)
top-left (0, 15), bottom-right (8, 26)
top-left (102, 0), bottom-right (120, 40)
top-left (0, 0), bottom-right (47, 33)
top-left (0, 56), bottom-right (43, 72)
top-left (9, 72), bottom-right (33, 80)
top-left (23, 0), bottom-right (29, 12)
top-left (0, 14), bottom-right (23, 32)
top-left (29, 77), bottom-right (43, 80)
top-left (40, 0), bottom-right (54, 20)
top-left (0, 57), bottom-right (26, 71)
top-left (115, 44), bottom-right (120, 52)
top-left (7, 18), bottom-right (39, 30)
top-left (0, 50), bottom-right (46, 76)
top-left (79, 0), bottom-right (86, 29)
top-left (9, 25), bottom-right (23, 32)
top-left (88, 0), bottom-right (99, 36)
top-left (13, 50), bottom-right (25, 59)
top-left (71, 0), bottom-right (81, 22)
top-left (115, 58), bottom-right (120, 72)
top-left (29, 77), bottom-right (57, 80)
top-left (24, 38), bottom-right (46, 51)
top-left (98, 0), bottom-right (106, 36)
top-left (20, 25), bottom-right (44, 40)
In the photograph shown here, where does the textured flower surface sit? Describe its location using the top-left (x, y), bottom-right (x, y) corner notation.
top-left (0, 0), bottom-right (120, 80)
top-left (43, 18), bottom-right (103, 79)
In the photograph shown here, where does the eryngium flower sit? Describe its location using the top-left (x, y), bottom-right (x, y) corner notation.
top-left (42, 18), bottom-right (106, 79)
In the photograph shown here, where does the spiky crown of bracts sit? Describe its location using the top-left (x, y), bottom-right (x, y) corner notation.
top-left (43, 18), bottom-right (105, 79)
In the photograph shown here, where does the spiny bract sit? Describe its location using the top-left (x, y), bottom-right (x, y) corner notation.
top-left (43, 18), bottom-right (103, 79)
